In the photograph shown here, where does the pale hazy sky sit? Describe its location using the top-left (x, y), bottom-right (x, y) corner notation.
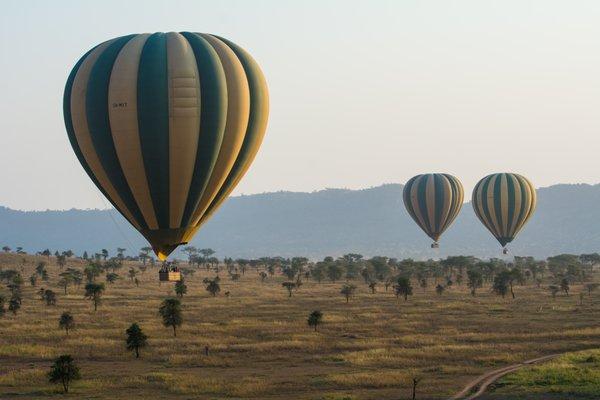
top-left (1, 0), bottom-right (599, 210)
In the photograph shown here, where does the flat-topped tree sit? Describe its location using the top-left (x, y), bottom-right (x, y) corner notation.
top-left (182, 246), bottom-right (197, 264)
top-left (58, 273), bottom-right (73, 294)
top-left (340, 284), bottom-right (356, 303)
top-left (105, 272), bottom-right (119, 285)
top-left (84, 283), bottom-right (104, 311)
top-left (84, 263), bottom-right (102, 283)
top-left (204, 278), bottom-right (220, 297)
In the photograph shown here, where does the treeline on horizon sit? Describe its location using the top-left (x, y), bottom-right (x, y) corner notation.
top-left (1, 245), bottom-right (598, 301)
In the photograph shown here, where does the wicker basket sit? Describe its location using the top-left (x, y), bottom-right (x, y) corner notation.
top-left (158, 271), bottom-right (181, 282)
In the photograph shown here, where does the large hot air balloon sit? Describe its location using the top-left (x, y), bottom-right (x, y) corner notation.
top-left (472, 173), bottom-right (536, 254)
top-left (403, 173), bottom-right (464, 248)
top-left (64, 32), bottom-right (269, 262)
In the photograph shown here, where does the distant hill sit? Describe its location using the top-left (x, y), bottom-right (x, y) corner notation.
top-left (1, 183), bottom-right (599, 260)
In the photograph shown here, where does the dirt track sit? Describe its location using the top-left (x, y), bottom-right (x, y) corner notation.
top-left (449, 354), bottom-right (560, 400)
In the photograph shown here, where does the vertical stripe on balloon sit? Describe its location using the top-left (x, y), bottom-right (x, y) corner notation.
top-left (138, 33), bottom-right (170, 229)
top-left (178, 32), bottom-right (227, 228)
top-left (108, 33), bottom-right (159, 230)
top-left (85, 35), bottom-right (147, 229)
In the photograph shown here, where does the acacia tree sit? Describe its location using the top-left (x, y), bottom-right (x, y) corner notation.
top-left (105, 272), bottom-right (119, 285)
top-left (282, 282), bottom-right (296, 297)
top-left (84, 283), bottom-right (105, 311)
top-left (340, 284), bottom-right (356, 303)
top-left (327, 264), bottom-right (344, 282)
top-left (59, 312), bottom-right (75, 335)
top-left (368, 281), bottom-right (377, 294)
top-left (199, 248), bottom-right (216, 270)
top-left (47, 355), bottom-right (80, 393)
top-left (175, 279), bottom-right (187, 298)
top-left (56, 255), bottom-right (67, 269)
top-left (435, 284), bottom-right (445, 295)
top-left (419, 277), bottom-right (427, 292)
top-left (128, 268), bottom-right (138, 283)
top-left (204, 279), bottom-right (220, 297)
top-left (159, 298), bottom-right (182, 337)
top-left (307, 310), bottom-right (323, 332)
top-left (493, 271), bottom-right (510, 298)
top-left (560, 278), bottom-right (570, 296)
top-left (259, 271), bottom-right (267, 282)
top-left (126, 323), bottom-right (148, 358)
top-left (44, 289), bottom-right (57, 306)
top-left (394, 276), bottom-right (413, 301)
top-left (585, 283), bottom-right (599, 295)
top-left (9, 295), bottom-right (21, 315)
top-left (467, 269), bottom-right (483, 296)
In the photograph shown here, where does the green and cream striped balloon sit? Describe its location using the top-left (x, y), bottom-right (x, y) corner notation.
top-left (403, 173), bottom-right (464, 247)
top-left (64, 32), bottom-right (269, 260)
top-left (472, 173), bottom-right (536, 250)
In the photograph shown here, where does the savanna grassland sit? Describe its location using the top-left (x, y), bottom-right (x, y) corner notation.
top-left (0, 252), bottom-right (598, 400)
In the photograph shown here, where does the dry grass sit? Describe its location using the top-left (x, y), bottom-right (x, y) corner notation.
top-left (0, 252), bottom-right (598, 399)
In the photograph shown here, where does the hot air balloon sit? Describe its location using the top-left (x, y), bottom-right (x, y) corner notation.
top-left (472, 173), bottom-right (536, 254)
top-left (64, 32), bottom-right (269, 271)
top-left (403, 173), bottom-right (464, 248)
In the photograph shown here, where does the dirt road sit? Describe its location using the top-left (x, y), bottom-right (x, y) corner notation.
top-left (449, 354), bottom-right (560, 400)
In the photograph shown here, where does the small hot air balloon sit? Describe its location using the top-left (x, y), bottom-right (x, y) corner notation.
top-left (403, 173), bottom-right (464, 248)
top-left (472, 173), bottom-right (536, 254)
top-left (64, 32), bottom-right (269, 268)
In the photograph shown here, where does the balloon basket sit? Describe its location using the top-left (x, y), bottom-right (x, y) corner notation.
top-left (159, 271), bottom-right (181, 282)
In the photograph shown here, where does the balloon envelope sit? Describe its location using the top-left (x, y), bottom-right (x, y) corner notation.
top-left (403, 173), bottom-right (464, 244)
top-left (64, 32), bottom-right (269, 260)
top-left (471, 173), bottom-right (536, 248)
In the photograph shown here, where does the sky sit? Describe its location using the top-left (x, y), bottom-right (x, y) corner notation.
top-left (1, 0), bottom-right (599, 210)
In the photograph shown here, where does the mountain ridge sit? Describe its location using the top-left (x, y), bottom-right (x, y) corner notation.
top-left (0, 183), bottom-right (599, 260)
